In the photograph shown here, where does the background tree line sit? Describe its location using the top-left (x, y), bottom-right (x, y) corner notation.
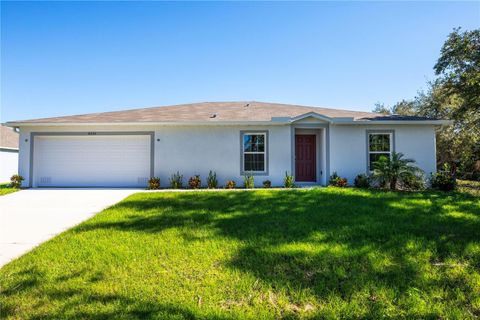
top-left (373, 28), bottom-right (479, 180)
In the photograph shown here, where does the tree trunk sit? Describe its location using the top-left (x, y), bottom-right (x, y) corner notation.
top-left (390, 178), bottom-right (397, 191)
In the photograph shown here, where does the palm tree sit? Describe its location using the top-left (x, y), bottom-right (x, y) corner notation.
top-left (372, 152), bottom-right (422, 190)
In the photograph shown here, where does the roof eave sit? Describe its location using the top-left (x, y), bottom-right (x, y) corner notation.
top-left (4, 119), bottom-right (454, 127)
top-left (4, 120), bottom-right (291, 127)
top-left (332, 119), bottom-right (453, 125)
top-left (0, 146), bottom-right (19, 151)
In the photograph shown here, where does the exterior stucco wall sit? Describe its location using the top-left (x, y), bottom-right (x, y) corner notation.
top-left (17, 129), bottom-right (31, 185)
top-left (0, 150), bottom-right (18, 182)
top-left (17, 123), bottom-right (437, 188)
top-left (154, 125), bottom-right (291, 186)
top-left (329, 124), bottom-right (437, 183)
top-left (18, 125), bottom-right (292, 187)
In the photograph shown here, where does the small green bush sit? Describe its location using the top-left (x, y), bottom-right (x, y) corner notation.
top-left (431, 171), bottom-right (456, 191)
top-left (329, 172), bottom-right (348, 187)
top-left (354, 174), bottom-right (370, 188)
top-left (147, 177), bottom-right (160, 190)
top-left (225, 180), bottom-right (236, 189)
top-left (10, 174), bottom-right (24, 189)
top-left (243, 175), bottom-right (254, 189)
top-left (188, 175), bottom-right (201, 189)
top-left (206, 171), bottom-right (218, 189)
top-left (169, 172), bottom-right (183, 189)
top-left (262, 180), bottom-right (271, 188)
top-left (401, 174), bottom-right (425, 191)
top-left (284, 171), bottom-right (295, 188)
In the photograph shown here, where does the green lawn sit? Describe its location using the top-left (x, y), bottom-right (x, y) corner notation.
top-left (0, 183), bottom-right (18, 196)
top-left (1, 188), bottom-right (479, 319)
top-left (458, 179), bottom-right (480, 197)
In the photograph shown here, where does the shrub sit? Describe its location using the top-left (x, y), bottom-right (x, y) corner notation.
top-left (372, 152), bottom-right (424, 191)
top-left (329, 172), bottom-right (340, 185)
top-left (169, 171), bottom-right (183, 189)
top-left (188, 175), bottom-right (201, 189)
top-left (431, 169), bottom-right (456, 191)
top-left (336, 178), bottom-right (348, 187)
top-left (147, 177), bottom-right (160, 190)
top-left (401, 173), bottom-right (426, 191)
top-left (354, 174), bottom-right (370, 188)
top-left (262, 180), bottom-right (271, 188)
top-left (225, 180), bottom-right (236, 189)
top-left (244, 175), bottom-right (254, 189)
top-left (10, 174), bottom-right (24, 189)
top-left (206, 171), bottom-right (218, 189)
top-left (329, 172), bottom-right (348, 187)
top-left (284, 171), bottom-right (295, 188)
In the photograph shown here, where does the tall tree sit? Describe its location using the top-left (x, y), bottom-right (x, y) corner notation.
top-left (434, 28), bottom-right (480, 118)
top-left (372, 100), bottom-right (417, 116)
top-left (372, 28), bottom-right (480, 179)
top-left (372, 102), bottom-right (391, 114)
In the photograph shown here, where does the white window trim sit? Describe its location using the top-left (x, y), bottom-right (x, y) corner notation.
top-left (367, 131), bottom-right (394, 172)
top-left (240, 131), bottom-right (268, 175)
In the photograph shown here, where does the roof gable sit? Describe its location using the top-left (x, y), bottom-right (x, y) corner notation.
top-left (290, 112), bottom-right (332, 123)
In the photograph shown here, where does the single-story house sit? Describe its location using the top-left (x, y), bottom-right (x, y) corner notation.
top-left (5, 101), bottom-right (451, 188)
top-left (0, 125), bottom-right (19, 182)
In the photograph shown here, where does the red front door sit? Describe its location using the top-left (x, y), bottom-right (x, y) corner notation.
top-left (295, 135), bottom-right (316, 182)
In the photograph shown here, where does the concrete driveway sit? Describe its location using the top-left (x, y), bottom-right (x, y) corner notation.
top-left (0, 189), bottom-right (138, 267)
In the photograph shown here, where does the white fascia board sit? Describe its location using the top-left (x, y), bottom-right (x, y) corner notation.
top-left (4, 120), bottom-right (291, 127)
top-left (271, 117), bottom-right (291, 122)
top-left (330, 117), bottom-right (355, 122)
top-left (331, 119), bottom-right (453, 125)
top-left (4, 119), bottom-right (453, 128)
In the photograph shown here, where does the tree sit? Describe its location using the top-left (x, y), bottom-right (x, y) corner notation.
top-left (372, 28), bottom-right (480, 180)
top-left (434, 28), bottom-right (480, 117)
top-left (412, 81), bottom-right (479, 176)
top-left (373, 100), bottom-right (417, 116)
top-left (373, 102), bottom-right (391, 114)
top-left (372, 152), bottom-right (423, 191)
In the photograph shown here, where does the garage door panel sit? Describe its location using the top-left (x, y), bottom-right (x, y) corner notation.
top-left (34, 135), bottom-right (151, 187)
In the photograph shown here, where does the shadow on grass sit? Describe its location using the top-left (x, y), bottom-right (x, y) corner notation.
top-left (2, 189), bottom-right (479, 318)
top-left (79, 190), bottom-right (479, 311)
top-left (1, 267), bottom-right (232, 320)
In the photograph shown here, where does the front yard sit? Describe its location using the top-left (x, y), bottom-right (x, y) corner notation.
top-left (1, 188), bottom-right (479, 319)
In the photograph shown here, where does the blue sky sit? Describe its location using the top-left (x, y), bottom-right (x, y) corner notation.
top-left (1, 1), bottom-right (479, 122)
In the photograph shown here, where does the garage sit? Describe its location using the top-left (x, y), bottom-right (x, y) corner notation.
top-left (32, 133), bottom-right (153, 187)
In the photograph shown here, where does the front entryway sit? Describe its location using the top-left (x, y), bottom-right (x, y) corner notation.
top-left (295, 134), bottom-right (316, 182)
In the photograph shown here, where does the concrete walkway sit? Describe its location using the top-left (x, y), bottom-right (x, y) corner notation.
top-left (0, 189), bottom-right (138, 267)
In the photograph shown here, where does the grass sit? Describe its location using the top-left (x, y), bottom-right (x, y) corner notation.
top-left (458, 179), bottom-right (480, 197)
top-left (1, 188), bottom-right (479, 319)
top-left (0, 183), bottom-right (18, 196)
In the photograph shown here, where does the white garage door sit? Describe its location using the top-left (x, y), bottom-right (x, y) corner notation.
top-left (33, 135), bottom-right (151, 187)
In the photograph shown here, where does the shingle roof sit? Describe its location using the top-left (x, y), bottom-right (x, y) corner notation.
top-left (7, 101), bottom-right (436, 124)
top-left (0, 125), bottom-right (19, 149)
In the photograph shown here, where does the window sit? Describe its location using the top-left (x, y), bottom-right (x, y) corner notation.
top-left (241, 132), bottom-right (267, 174)
top-left (368, 132), bottom-right (393, 171)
